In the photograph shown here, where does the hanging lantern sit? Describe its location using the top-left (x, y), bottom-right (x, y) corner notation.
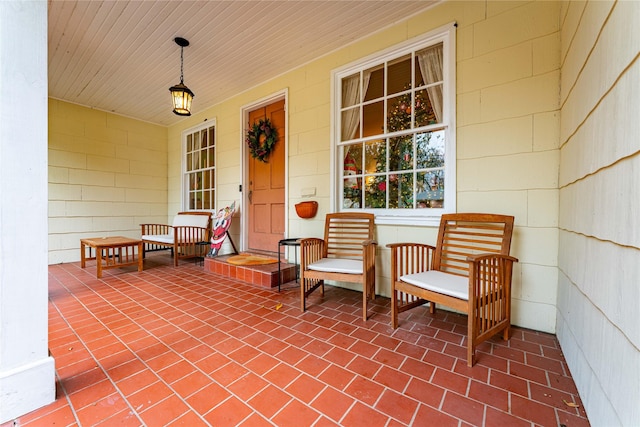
top-left (169, 37), bottom-right (195, 116)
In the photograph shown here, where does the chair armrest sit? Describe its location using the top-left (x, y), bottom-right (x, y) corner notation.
top-left (466, 253), bottom-right (518, 264)
top-left (362, 240), bottom-right (377, 273)
top-left (386, 243), bottom-right (436, 282)
top-left (300, 238), bottom-right (325, 270)
top-left (141, 223), bottom-right (172, 236)
top-left (466, 253), bottom-right (519, 304)
top-left (362, 240), bottom-right (378, 257)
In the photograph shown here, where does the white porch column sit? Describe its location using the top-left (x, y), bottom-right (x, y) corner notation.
top-left (0, 1), bottom-right (55, 422)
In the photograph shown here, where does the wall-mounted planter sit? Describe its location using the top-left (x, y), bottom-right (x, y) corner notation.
top-left (295, 201), bottom-right (318, 219)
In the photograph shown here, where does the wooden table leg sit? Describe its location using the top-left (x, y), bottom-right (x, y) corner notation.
top-left (137, 242), bottom-right (143, 272)
top-left (96, 247), bottom-right (103, 279)
top-left (80, 241), bottom-right (86, 268)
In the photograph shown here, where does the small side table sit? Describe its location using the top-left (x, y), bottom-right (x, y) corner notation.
top-left (80, 236), bottom-right (143, 278)
top-left (278, 238), bottom-right (300, 292)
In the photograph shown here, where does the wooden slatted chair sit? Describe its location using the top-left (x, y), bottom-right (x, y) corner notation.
top-left (387, 213), bottom-right (518, 366)
top-left (300, 212), bottom-right (377, 321)
top-left (141, 211), bottom-right (212, 266)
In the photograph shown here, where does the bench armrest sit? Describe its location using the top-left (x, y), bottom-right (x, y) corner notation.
top-left (141, 223), bottom-right (172, 236)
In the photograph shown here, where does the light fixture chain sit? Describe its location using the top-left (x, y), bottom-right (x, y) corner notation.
top-left (180, 46), bottom-right (184, 84)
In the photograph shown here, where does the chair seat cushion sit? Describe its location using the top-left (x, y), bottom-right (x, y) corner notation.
top-left (142, 234), bottom-right (174, 244)
top-left (308, 258), bottom-right (362, 274)
top-left (400, 270), bottom-right (468, 300)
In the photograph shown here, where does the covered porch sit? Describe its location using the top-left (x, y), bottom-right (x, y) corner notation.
top-left (1, 1), bottom-right (638, 424)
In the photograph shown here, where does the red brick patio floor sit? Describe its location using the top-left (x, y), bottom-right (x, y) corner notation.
top-left (3, 253), bottom-right (590, 426)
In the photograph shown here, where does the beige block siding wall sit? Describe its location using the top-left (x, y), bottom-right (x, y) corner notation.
top-left (48, 99), bottom-right (169, 264)
top-left (557, 1), bottom-right (640, 426)
top-left (450, 0), bottom-right (561, 330)
top-left (164, 1), bottom-right (561, 333)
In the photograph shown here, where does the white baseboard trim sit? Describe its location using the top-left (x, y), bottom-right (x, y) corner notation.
top-left (0, 356), bottom-right (56, 423)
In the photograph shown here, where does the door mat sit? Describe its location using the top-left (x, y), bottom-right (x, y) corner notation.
top-left (226, 253), bottom-right (278, 266)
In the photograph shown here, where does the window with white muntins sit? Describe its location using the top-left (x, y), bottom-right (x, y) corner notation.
top-left (183, 121), bottom-right (216, 211)
top-left (333, 24), bottom-right (456, 226)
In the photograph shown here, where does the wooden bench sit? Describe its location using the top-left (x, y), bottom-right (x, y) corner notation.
top-left (300, 212), bottom-right (377, 321)
top-left (387, 213), bottom-right (518, 366)
top-left (141, 211), bottom-right (212, 266)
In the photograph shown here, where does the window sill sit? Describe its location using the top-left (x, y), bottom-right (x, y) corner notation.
top-left (340, 209), bottom-right (445, 227)
top-left (374, 214), bottom-right (442, 227)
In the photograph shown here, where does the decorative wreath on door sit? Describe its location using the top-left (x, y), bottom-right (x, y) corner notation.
top-left (246, 118), bottom-right (278, 162)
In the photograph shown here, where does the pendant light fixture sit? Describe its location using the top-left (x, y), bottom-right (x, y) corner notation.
top-left (169, 37), bottom-right (194, 116)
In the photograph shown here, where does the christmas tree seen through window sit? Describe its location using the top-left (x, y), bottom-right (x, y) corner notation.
top-left (340, 41), bottom-right (446, 211)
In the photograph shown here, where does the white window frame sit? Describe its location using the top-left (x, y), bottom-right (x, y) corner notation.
top-left (181, 119), bottom-right (217, 212)
top-left (331, 23), bottom-right (456, 226)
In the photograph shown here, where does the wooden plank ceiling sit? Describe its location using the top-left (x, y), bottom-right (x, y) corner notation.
top-left (48, 0), bottom-right (438, 126)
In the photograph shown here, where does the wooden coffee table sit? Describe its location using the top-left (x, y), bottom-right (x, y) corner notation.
top-left (80, 236), bottom-right (143, 278)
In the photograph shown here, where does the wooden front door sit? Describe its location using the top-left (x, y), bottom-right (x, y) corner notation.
top-left (247, 100), bottom-right (285, 253)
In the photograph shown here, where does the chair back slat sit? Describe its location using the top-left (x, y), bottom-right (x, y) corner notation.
top-left (434, 213), bottom-right (514, 276)
top-left (324, 213), bottom-right (374, 259)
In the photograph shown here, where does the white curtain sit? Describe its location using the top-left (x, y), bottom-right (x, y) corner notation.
top-left (417, 44), bottom-right (443, 123)
top-left (342, 71), bottom-right (371, 196)
top-left (341, 71), bottom-right (371, 141)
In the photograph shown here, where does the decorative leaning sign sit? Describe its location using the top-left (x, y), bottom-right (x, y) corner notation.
top-left (246, 118), bottom-right (278, 162)
top-left (209, 202), bottom-right (236, 257)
